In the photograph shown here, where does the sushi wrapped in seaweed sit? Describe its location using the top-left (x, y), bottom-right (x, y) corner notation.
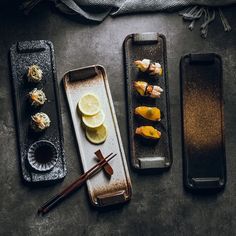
top-left (134, 81), bottom-right (163, 98)
top-left (134, 59), bottom-right (162, 76)
top-left (135, 106), bottom-right (161, 122)
top-left (27, 65), bottom-right (43, 82)
top-left (31, 112), bottom-right (51, 132)
top-left (28, 88), bottom-right (47, 107)
top-left (135, 126), bottom-right (161, 140)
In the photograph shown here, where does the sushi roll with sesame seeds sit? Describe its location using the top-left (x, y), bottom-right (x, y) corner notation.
top-left (27, 65), bottom-right (43, 83)
top-left (31, 112), bottom-right (51, 132)
top-left (28, 88), bottom-right (47, 107)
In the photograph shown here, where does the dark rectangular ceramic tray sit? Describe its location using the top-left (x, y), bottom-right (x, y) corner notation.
top-left (63, 65), bottom-right (132, 207)
top-left (10, 40), bottom-right (66, 183)
top-left (123, 32), bottom-right (172, 170)
top-left (180, 53), bottom-right (226, 191)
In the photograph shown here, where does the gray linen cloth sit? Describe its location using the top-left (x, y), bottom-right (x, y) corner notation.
top-left (22, 0), bottom-right (235, 37)
top-left (22, 0), bottom-right (236, 22)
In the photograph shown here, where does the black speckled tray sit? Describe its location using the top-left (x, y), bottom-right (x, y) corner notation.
top-left (123, 32), bottom-right (172, 170)
top-left (10, 40), bottom-right (66, 183)
top-left (180, 53), bottom-right (226, 191)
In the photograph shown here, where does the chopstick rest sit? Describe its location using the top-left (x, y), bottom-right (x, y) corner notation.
top-left (95, 149), bottom-right (113, 176)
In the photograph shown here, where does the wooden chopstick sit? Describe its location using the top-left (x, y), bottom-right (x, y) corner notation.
top-left (38, 153), bottom-right (116, 215)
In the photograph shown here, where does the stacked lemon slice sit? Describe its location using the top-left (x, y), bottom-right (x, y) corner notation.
top-left (78, 93), bottom-right (108, 144)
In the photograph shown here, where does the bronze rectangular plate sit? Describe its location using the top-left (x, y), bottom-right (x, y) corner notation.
top-left (180, 53), bottom-right (226, 191)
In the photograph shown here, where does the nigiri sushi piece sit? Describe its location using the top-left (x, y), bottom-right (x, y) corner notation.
top-left (134, 81), bottom-right (163, 98)
top-left (135, 126), bottom-right (161, 140)
top-left (27, 65), bottom-right (43, 83)
top-left (134, 59), bottom-right (162, 76)
top-left (135, 106), bottom-right (161, 121)
top-left (28, 88), bottom-right (47, 107)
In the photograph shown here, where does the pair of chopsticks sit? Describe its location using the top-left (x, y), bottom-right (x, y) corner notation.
top-left (38, 152), bottom-right (116, 215)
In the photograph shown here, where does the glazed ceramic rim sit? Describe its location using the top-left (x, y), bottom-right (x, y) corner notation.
top-left (27, 140), bottom-right (58, 172)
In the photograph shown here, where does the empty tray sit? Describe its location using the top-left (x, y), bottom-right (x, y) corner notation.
top-left (180, 53), bottom-right (226, 191)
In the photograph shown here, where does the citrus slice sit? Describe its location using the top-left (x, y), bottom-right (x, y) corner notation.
top-left (78, 93), bottom-right (101, 116)
top-left (85, 124), bottom-right (108, 144)
top-left (82, 110), bottom-right (105, 129)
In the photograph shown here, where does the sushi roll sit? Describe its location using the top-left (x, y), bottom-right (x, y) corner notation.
top-left (31, 112), bottom-right (51, 132)
top-left (135, 126), bottom-right (161, 140)
top-left (27, 65), bottom-right (43, 83)
top-left (134, 59), bottom-right (162, 76)
top-left (28, 88), bottom-right (47, 107)
top-left (134, 81), bottom-right (163, 98)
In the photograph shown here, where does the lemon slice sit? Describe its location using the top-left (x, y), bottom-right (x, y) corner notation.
top-left (82, 110), bottom-right (105, 129)
top-left (78, 93), bottom-right (101, 116)
top-left (85, 124), bottom-right (108, 144)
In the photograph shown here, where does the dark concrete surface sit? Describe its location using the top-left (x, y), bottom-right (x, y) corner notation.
top-left (0, 2), bottom-right (236, 236)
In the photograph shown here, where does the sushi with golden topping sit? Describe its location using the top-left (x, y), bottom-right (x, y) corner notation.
top-left (135, 106), bottom-right (161, 121)
top-left (31, 112), bottom-right (51, 132)
top-left (134, 59), bottom-right (162, 76)
top-left (28, 88), bottom-right (47, 107)
top-left (27, 65), bottom-right (43, 82)
top-left (134, 81), bottom-right (163, 98)
top-left (135, 126), bottom-right (161, 140)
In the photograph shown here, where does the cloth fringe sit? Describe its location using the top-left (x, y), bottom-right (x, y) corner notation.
top-left (179, 6), bottom-right (232, 38)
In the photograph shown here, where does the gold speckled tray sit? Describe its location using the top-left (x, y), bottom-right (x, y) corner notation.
top-left (180, 53), bottom-right (226, 191)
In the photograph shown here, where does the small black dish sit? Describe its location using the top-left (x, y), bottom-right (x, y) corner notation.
top-left (27, 140), bottom-right (58, 172)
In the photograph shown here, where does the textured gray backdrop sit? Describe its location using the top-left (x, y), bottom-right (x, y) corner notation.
top-left (0, 2), bottom-right (236, 236)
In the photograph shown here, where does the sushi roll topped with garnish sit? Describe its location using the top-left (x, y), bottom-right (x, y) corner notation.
top-left (27, 65), bottom-right (43, 83)
top-left (134, 59), bottom-right (162, 76)
top-left (28, 88), bottom-right (47, 107)
top-left (31, 112), bottom-right (51, 132)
